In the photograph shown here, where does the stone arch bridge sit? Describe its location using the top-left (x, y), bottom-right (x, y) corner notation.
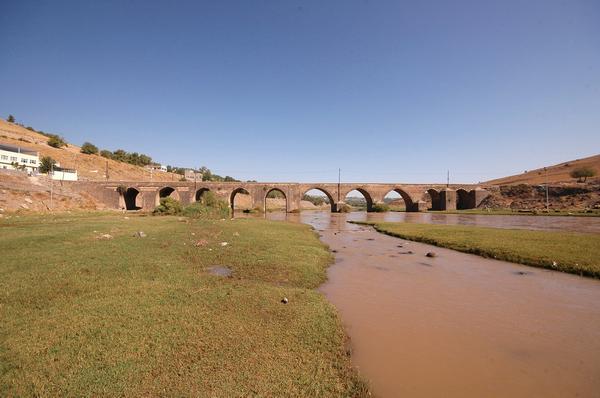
top-left (75, 181), bottom-right (490, 212)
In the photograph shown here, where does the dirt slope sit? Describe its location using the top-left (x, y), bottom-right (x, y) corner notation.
top-left (0, 118), bottom-right (180, 182)
top-left (485, 154), bottom-right (600, 185)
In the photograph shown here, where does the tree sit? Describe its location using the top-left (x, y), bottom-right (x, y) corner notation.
top-left (47, 135), bottom-right (67, 148)
top-left (570, 167), bottom-right (596, 183)
top-left (7, 115), bottom-right (15, 123)
top-left (39, 156), bottom-right (57, 173)
top-left (100, 149), bottom-right (113, 159)
top-left (81, 142), bottom-right (99, 154)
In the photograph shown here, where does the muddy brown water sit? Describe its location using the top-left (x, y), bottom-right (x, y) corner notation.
top-left (240, 211), bottom-right (600, 397)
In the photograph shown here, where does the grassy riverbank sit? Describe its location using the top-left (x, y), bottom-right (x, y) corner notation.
top-left (424, 208), bottom-right (600, 217)
top-left (354, 221), bottom-right (600, 278)
top-left (0, 213), bottom-right (368, 396)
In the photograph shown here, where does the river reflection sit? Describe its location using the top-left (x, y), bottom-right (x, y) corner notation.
top-left (242, 211), bottom-right (600, 397)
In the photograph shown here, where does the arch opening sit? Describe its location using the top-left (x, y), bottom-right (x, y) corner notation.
top-left (426, 189), bottom-right (441, 210)
top-left (195, 188), bottom-right (210, 202)
top-left (156, 186), bottom-right (179, 206)
top-left (124, 188), bottom-right (141, 210)
top-left (230, 187), bottom-right (251, 213)
top-left (383, 189), bottom-right (414, 212)
top-left (264, 188), bottom-right (287, 213)
top-left (383, 190), bottom-right (406, 212)
top-left (302, 188), bottom-right (335, 212)
top-left (343, 189), bottom-right (374, 212)
top-left (456, 189), bottom-right (475, 210)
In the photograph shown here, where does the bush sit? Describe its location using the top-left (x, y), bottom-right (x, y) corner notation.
top-left (7, 114), bottom-right (15, 123)
top-left (38, 156), bottom-right (56, 173)
top-left (570, 167), bottom-right (596, 183)
top-left (47, 135), bottom-right (67, 148)
top-left (182, 192), bottom-right (230, 219)
top-left (371, 203), bottom-right (390, 212)
top-left (337, 203), bottom-right (352, 213)
top-left (81, 142), bottom-right (99, 154)
top-left (100, 150), bottom-right (113, 158)
top-left (152, 197), bottom-right (183, 215)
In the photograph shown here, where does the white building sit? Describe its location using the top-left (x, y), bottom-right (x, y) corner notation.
top-left (0, 143), bottom-right (39, 173)
top-left (51, 167), bottom-right (78, 181)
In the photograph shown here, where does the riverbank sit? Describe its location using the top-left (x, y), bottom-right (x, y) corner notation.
top-left (0, 213), bottom-right (368, 396)
top-left (353, 221), bottom-right (600, 278)
top-left (424, 208), bottom-right (600, 217)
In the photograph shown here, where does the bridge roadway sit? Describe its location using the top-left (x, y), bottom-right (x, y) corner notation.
top-left (74, 181), bottom-right (491, 212)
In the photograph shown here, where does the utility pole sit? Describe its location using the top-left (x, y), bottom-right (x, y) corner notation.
top-left (337, 168), bottom-right (341, 203)
top-left (50, 162), bottom-right (54, 211)
top-left (447, 170), bottom-right (450, 187)
top-left (544, 167), bottom-right (549, 211)
top-left (105, 160), bottom-right (109, 181)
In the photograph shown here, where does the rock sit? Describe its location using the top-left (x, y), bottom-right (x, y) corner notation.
top-left (134, 231), bottom-right (147, 238)
top-left (331, 249), bottom-right (338, 253)
top-left (552, 261), bottom-right (558, 267)
top-left (99, 234), bottom-right (113, 240)
top-left (123, 216), bottom-right (129, 220)
top-left (194, 239), bottom-right (208, 247)
top-left (220, 242), bottom-right (228, 247)
top-left (233, 232), bottom-right (240, 237)
top-left (281, 297), bottom-right (289, 304)
top-left (24, 197), bottom-right (33, 204)
top-left (425, 252), bottom-right (436, 258)
top-left (20, 203), bottom-right (29, 209)
top-left (0, 208), bottom-right (4, 213)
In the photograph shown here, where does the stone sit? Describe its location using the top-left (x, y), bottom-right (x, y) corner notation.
top-left (194, 239), bottom-right (208, 247)
top-left (99, 234), bottom-right (113, 240)
top-left (134, 231), bottom-right (147, 238)
top-left (220, 242), bottom-right (228, 247)
top-left (20, 203), bottom-right (29, 209)
top-left (281, 297), bottom-right (289, 304)
top-left (426, 252), bottom-right (437, 258)
top-left (24, 197), bottom-right (33, 204)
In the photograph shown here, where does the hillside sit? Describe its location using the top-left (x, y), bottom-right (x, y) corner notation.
top-left (485, 154), bottom-right (600, 185)
top-left (0, 118), bottom-right (180, 182)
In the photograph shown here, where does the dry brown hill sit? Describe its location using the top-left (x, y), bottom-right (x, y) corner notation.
top-left (485, 154), bottom-right (600, 185)
top-left (0, 118), bottom-right (181, 182)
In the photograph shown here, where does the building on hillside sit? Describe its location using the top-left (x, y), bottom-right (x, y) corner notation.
top-left (0, 143), bottom-right (39, 173)
top-left (184, 169), bottom-right (202, 180)
top-left (51, 166), bottom-right (78, 181)
top-left (146, 164), bottom-right (167, 172)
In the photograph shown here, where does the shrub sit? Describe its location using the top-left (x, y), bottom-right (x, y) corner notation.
top-left (100, 150), bottom-right (113, 159)
top-left (153, 197), bottom-right (183, 215)
top-left (371, 203), bottom-right (390, 212)
top-left (337, 203), bottom-right (352, 213)
top-left (116, 185), bottom-right (127, 195)
top-left (7, 115), bottom-right (15, 123)
top-left (570, 167), bottom-right (596, 183)
top-left (81, 142), bottom-right (99, 154)
top-left (183, 192), bottom-right (230, 219)
top-left (39, 156), bottom-right (56, 173)
top-left (47, 135), bottom-right (67, 148)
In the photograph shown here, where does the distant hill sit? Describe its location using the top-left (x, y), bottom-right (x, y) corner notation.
top-left (485, 154), bottom-right (600, 185)
top-left (0, 118), bottom-right (180, 182)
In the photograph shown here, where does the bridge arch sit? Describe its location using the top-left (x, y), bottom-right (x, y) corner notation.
top-left (426, 188), bottom-right (441, 210)
top-left (157, 186), bottom-right (180, 205)
top-left (302, 187), bottom-right (336, 212)
top-left (195, 188), bottom-right (210, 202)
top-left (124, 187), bottom-right (141, 210)
top-left (343, 188), bottom-right (374, 212)
top-left (383, 188), bottom-right (414, 212)
top-left (230, 187), bottom-right (251, 212)
top-left (264, 188), bottom-right (287, 213)
top-left (456, 188), bottom-right (475, 210)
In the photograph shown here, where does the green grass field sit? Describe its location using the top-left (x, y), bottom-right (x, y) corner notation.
top-left (354, 221), bottom-right (600, 278)
top-left (425, 208), bottom-right (600, 217)
top-left (0, 213), bottom-right (368, 397)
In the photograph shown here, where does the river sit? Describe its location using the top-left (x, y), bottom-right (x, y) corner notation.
top-left (245, 211), bottom-right (600, 397)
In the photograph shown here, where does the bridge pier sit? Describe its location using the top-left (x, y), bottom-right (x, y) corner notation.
top-left (439, 188), bottom-right (457, 211)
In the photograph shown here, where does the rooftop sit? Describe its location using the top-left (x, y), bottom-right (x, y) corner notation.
top-left (0, 143), bottom-right (38, 156)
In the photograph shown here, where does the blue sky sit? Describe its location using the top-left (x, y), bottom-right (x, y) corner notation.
top-left (1, 0), bottom-right (599, 183)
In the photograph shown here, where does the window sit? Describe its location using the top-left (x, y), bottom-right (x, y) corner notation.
top-left (30, 159), bottom-right (36, 164)
top-left (10, 156), bottom-right (17, 162)
top-left (21, 158), bottom-right (28, 163)
top-left (1, 155), bottom-right (7, 160)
